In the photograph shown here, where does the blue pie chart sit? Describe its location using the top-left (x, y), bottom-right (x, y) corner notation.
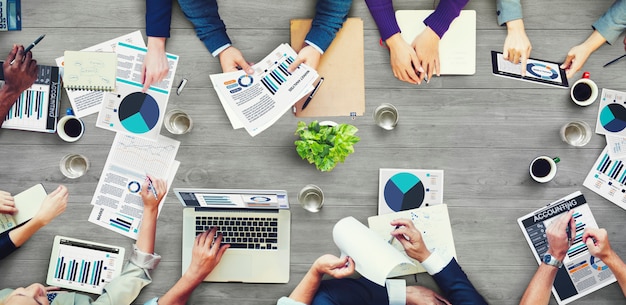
top-left (600, 104), bottom-right (626, 133)
top-left (384, 172), bottom-right (425, 211)
top-left (118, 92), bottom-right (160, 134)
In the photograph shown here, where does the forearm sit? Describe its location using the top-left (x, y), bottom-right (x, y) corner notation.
top-left (157, 272), bottom-right (204, 305)
top-left (604, 253), bottom-right (626, 297)
top-left (519, 264), bottom-right (559, 305)
top-left (288, 267), bottom-right (323, 304)
top-left (365, 0), bottom-right (400, 41)
top-left (581, 30), bottom-right (608, 53)
top-left (8, 218), bottom-right (45, 247)
top-left (136, 207), bottom-right (158, 254)
top-left (423, 0), bottom-right (469, 38)
top-left (305, 0), bottom-right (351, 52)
top-left (506, 19), bottom-right (525, 35)
top-left (0, 87), bottom-right (22, 120)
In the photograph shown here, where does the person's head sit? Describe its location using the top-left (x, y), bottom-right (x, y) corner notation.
top-left (3, 283), bottom-right (49, 305)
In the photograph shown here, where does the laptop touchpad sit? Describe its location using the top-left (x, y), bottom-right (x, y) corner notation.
top-left (208, 252), bottom-right (252, 282)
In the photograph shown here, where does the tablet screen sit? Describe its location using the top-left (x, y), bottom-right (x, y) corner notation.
top-left (491, 51), bottom-right (568, 88)
top-left (47, 236), bottom-right (125, 294)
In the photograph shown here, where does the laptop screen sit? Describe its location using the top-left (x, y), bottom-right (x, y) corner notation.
top-left (175, 189), bottom-right (289, 209)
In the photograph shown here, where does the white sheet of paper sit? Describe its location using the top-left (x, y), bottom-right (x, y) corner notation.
top-left (333, 217), bottom-right (414, 286)
top-left (55, 31), bottom-right (146, 118)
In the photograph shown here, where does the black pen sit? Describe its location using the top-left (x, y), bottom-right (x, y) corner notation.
top-left (603, 54), bottom-right (626, 67)
top-left (10, 34), bottom-right (45, 65)
top-left (301, 77), bottom-right (324, 111)
top-left (388, 225), bottom-right (401, 244)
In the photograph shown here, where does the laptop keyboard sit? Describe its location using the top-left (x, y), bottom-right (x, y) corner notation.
top-left (195, 216), bottom-right (279, 250)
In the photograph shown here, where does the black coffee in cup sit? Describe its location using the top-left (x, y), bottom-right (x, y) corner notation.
top-left (531, 158), bottom-right (552, 178)
top-left (63, 118), bottom-right (83, 138)
top-left (572, 82), bottom-right (592, 101)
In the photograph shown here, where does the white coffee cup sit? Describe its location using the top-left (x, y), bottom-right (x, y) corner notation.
top-left (57, 115), bottom-right (85, 142)
top-left (529, 156), bottom-right (560, 183)
top-left (570, 72), bottom-right (598, 106)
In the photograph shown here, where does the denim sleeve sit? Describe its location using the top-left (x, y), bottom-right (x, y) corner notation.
top-left (593, 0), bottom-right (626, 44)
top-left (304, 0), bottom-right (352, 52)
top-left (496, 0), bottom-right (523, 26)
top-left (146, 0), bottom-right (172, 38)
top-left (177, 0), bottom-right (232, 55)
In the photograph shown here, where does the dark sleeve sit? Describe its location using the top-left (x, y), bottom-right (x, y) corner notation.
top-left (364, 0), bottom-right (400, 41)
top-left (146, 0), bottom-right (173, 38)
top-left (177, 0), bottom-right (231, 54)
top-left (305, 0), bottom-right (352, 52)
top-left (423, 0), bottom-right (470, 38)
top-left (431, 258), bottom-right (488, 305)
top-left (0, 230), bottom-right (17, 260)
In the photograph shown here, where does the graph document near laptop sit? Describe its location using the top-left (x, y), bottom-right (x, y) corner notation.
top-left (175, 188), bottom-right (291, 283)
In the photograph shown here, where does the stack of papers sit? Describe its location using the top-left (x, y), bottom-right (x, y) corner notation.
top-left (210, 43), bottom-right (318, 136)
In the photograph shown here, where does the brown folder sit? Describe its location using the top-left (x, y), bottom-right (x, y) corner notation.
top-left (290, 18), bottom-right (365, 117)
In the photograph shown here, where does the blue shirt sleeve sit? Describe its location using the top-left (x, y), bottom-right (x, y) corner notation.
top-left (496, 0), bottom-right (523, 26)
top-left (431, 258), bottom-right (488, 305)
top-left (177, 0), bottom-right (231, 55)
top-left (0, 230), bottom-right (17, 260)
top-left (593, 0), bottom-right (626, 44)
top-left (146, 0), bottom-right (172, 38)
top-left (304, 0), bottom-right (352, 53)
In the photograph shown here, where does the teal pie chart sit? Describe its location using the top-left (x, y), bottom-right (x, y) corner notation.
top-left (599, 104), bottom-right (626, 133)
top-left (384, 172), bottom-right (426, 211)
top-left (118, 92), bottom-right (160, 134)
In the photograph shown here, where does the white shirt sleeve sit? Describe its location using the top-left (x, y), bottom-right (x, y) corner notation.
top-left (385, 279), bottom-right (406, 305)
top-left (420, 251), bottom-right (453, 275)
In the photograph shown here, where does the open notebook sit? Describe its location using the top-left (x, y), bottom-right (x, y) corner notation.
top-left (63, 51), bottom-right (117, 91)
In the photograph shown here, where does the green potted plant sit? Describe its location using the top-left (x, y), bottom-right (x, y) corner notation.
top-left (294, 120), bottom-right (360, 172)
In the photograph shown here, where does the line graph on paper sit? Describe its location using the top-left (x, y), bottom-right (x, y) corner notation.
top-left (108, 134), bottom-right (180, 177)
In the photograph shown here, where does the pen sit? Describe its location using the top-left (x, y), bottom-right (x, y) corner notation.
top-left (176, 78), bottom-right (188, 95)
top-left (10, 34), bottom-right (45, 65)
top-left (603, 54), bottom-right (626, 68)
top-left (388, 225), bottom-right (401, 244)
top-left (301, 77), bottom-right (324, 111)
top-left (146, 175), bottom-right (158, 200)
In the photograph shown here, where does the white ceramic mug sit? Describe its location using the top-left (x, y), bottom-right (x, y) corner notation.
top-left (570, 72), bottom-right (598, 106)
top-left (529, 156), bottom-right (560, 183)
top-left (57, 115), bottom-right (85, 142)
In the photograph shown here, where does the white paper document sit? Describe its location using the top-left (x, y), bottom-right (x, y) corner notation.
top-left (96, 42), bottom-right (179, 141)
top-left (518, 192), bottom-right (616, 305)
top-left (333, 217), bottom-right (414, 286)
top-left (210, 43), bottom-right (318, 136)
top-left (368, 204), bottom-right (456, 276)
top-left (605, 135), bottom-right (626, 159)
top-left (55, 31), bottom-right (146, 118)
top-left (88, 133), bottom-right (180, 239)
top-left (583, 146), bottom-right (626, 209)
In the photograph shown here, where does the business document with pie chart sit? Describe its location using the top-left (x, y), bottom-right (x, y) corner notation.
top-left (378, 168), bottom-right (444, 215)
top-left (97, 42), bottom-right (179, 141)
top-left (595, 89), bottom-right (626, 137)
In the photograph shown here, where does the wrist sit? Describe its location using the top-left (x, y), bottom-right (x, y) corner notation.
top-left (147, 37), bottom-right (166, 50)
top-left (414, 250), bottom-right (431, 263)
top-left (182, 268), bottom-right (207, 285)
top-left (385, 33), bottom-right (404, 50)
top-left (506, 19), bottom-right (526, 33)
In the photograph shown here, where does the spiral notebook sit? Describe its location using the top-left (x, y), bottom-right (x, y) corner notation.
top-left (62, 51), bottom-right (117, 91)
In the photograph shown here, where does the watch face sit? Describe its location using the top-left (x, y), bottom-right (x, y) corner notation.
top-left (543, 254), bottom-right (552, 263)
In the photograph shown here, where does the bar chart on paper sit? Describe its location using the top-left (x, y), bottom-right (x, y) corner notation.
top-left (50, 238), bottom-right (121, 292)
top-left (583, 146), bottom-right (626, 209)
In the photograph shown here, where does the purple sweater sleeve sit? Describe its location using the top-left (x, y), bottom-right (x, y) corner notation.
top-left (365, 0), bottom-right (469, 41)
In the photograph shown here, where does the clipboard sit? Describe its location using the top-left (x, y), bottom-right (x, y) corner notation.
top-left (290, 18), bottom-right (365, 117)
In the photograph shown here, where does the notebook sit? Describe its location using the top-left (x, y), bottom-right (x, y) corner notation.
top-left (46, 235), bottom-right (125, 294)
top-left (0, 63), bottom-right (61, 133)
top-left (290, 18), bottom-right (365, 117)
top-left (0, 184), bottom-right (47, 233)
top-left (175, 188), bottom-right (291, 283)
top-left (62, 51), bottom-right (117, 91)
top-left (396, 10), bottom-right (476, 75)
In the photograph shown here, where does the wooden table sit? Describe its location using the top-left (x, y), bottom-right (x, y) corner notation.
top-left (1, 0), bottom-right (625, 304)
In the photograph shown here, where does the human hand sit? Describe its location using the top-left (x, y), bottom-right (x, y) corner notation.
top-left (584, 228), bottom-right (616, 261)
top-left (386, 33), bottom-right (423, 84)
top-left (412, 27), bottom-right (441, 83)
top-left (406, 286), bottom-right (451, 305)
top-left (0, 191), bottom-right (16, 215)
top-left (312, 254), bottom-right (355, 279)
top-left (32, 185), bottom-right (68, 226)
top-left (140, 176), bottom-right (167, 212)
top-left (503, 19), bottom-right (532, 76)
top-left (561, 44), bottom-right (593, 79)
top-left (142, 37), bottom-right (169, 92)
top-left (218, 46), bottom-right (254, 74)
top-left (288, 45), bottom-right (322, 72)
top-left (390, 218), bottom-right (430, 262)
top-left (184, 227), bottom-right (230, 283)
top-left (546, 210), bottom-right (575, 261)
top-left (3, 45), bottom-right (38, 95)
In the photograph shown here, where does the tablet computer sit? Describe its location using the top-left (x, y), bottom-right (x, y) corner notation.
top-left (47, 236), bottom-right (125, 294)
top-left (491, 51), bottom-right (568, 88)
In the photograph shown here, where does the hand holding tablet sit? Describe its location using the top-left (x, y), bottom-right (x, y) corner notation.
top-left (491, 51), bottom-right (569, 88)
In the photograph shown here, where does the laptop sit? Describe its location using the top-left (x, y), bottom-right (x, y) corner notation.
top-left (175, 188), bottom-right (291, 283)
top-left (395, 10), bottom-right (476, 75)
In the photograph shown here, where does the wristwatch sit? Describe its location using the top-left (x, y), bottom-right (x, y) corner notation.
top-left (543, 253), bottom-right (563, 268)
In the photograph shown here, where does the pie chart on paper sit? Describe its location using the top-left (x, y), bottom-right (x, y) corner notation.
top-left (118, 92), bottom-right (160, 134)
top-left (599, 104), bottom-right (626, 133)
top-left (384, 172), bottom-right (426, 211)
